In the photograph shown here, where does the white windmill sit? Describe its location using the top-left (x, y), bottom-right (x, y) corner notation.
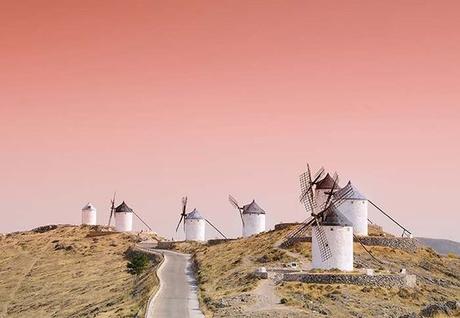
top-left (281, 164), bottom-right (356, 271)
top-left (81, 203), bottom-right (97, 225)
top-left (175, 197), bottom-right (227, 242)
top-left (334, 181), bottom-right (369, 236)
top-left (229, 196), bottom-right (266, 237)
top-left (106, 193), bottom-right (153, 233)
top-left (314, 173), bottom-right (340, 210)
top-left (114, 201), bottom-right (133, 232)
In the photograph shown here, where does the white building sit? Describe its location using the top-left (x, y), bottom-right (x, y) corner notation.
top-left (185, 209), bottom-right (206, 241)
top-left (242, 200), bottom-right (266, 237)
top-left (334, 181), bottom-right (368, 236)
top-left (312, 207), bottom-right (353, 271)
top-left (81, 203), bottom-right (97, 225)
top-left (315, 173), bottom-right (340, 210)
top-left (114, 201), bottom-right (133, 232)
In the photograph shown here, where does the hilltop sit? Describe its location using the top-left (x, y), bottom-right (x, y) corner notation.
top-left (417, 238), bottom-right (460, 256)
top-left (0, 225), bottom-right (162, 318)
top-left (171, 226), bottom-right (460, 318)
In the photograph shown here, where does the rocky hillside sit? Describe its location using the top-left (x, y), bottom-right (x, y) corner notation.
top-left (0, 225), bottom-right (161, 318)
top-left (173, 226), bottom-right (460, 318)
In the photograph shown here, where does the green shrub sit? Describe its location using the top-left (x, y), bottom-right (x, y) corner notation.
top-left (127, 252), bottom-right (150, 275)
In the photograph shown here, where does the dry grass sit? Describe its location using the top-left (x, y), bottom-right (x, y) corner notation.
top-left (173, 229), bottom-right (297, 314)
top-left (0, 225), bottom-right (161, 318)
top-left (173, 225), bottom-right (460, 317)
top-left (278, 238), bottom-right (460, 317)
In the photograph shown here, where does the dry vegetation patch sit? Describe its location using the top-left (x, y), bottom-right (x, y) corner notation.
top-left (0, 225), bottom-right (161, 318)
top-left (281, 237), bottom-right (460, 317)
top-left (172, 225), bottom-right (459, 317)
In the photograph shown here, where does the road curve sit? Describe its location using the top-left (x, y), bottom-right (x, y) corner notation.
top-left (146, 249), bottom-right (204, 318)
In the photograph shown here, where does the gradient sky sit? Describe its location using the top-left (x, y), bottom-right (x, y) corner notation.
top-left (1, 1), bottom-right (459, 241)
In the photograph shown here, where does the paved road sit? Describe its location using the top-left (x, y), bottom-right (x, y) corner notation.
top-left (146, 250), bottom-right (204, 318)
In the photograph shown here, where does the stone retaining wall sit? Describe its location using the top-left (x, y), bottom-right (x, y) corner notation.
top-left (283, 273), bottom-right (417, 288)
top-left (207, 238), bottom-right (236, 246)
top-left (274, 223), bottom-right (300, 230)
top-left (356, 237), bottom-right (420, 253)
top-left (284, 236), bottom-right (419, 253)
top-left (156, 241), bottom-right (176, 249)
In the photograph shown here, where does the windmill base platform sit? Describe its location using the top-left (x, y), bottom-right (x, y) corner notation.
top-left (282, 272), bottom-right (416, 288)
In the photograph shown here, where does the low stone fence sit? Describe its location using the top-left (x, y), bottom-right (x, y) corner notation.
top-left (207, 238), bottom-right (236, 246)
top-left (283, 272), bottom-right (417, 288)
top-left (282, 236), bottom-right (419, 253)
top-left (156, 241), bottom-right (176, 249)
top-left (274, 223), bottom-right (301, 231)
top-left (356, 236), bottom-right (420, 253)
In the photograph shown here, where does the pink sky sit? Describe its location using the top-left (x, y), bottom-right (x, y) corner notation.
top-left (1, 1), bottom-right (459, 240)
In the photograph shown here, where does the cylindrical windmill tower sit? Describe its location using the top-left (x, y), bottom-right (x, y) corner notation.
top-left (334, 181), bottom-right (368, 236)
top-left (81, 203), bottom-right (97, 225)
top-left (312, 208), bottom-right (353, 271)
top-left (114, 201), bottom-right (133, 232)
top-left (314, 173), bottom-right (340, 210)
top-left (185, 209), bottom-right (206, 241)
top-left (242, 200), bottom-right (266, 237)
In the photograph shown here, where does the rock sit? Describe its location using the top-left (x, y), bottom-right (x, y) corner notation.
top-left (419, 300), bottom-right (459, 317)
top-left (32, 225), bottom-right (58, 233)
top-left (399, 313), bottom-right (418, 318)
top-left (54, 243), bottom-right (73, 251)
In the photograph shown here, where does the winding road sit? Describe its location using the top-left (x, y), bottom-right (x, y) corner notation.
top-left (146, 249), bottom-right (204, 318)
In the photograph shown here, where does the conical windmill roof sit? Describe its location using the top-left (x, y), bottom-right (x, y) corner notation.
top-left (114, 201), bottom-right (133, 213)
top-left (185, 208), bottom-right (204, 220)
top-left (321, 206), bottom-right (352, 227)
top-left (316, 173), bottom-right (340, 190)
top-left (334, 181), bottom-right (366, 200)
top-left (242, 200), bottom-right (266, 215)
top-left (82, 203), bottom-right (96, 211)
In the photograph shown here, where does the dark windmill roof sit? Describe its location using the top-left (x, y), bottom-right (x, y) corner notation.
top-left (334, 181), bottom-right (366, 200)
top-left (321, 207), bottom-right (352, 227)
top-left (185, 208), bottom-right (204, 220)
top-left (242, 200), bottom-right (266, 215)
top-left (114, 201), bottom-right (133, 213)
top-left (315, 173), bottom-right (340, 190)
top-left (82, 203), bottom-right (95, 210)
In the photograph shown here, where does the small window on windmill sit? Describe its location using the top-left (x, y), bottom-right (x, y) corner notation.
top-left (330, 228), bottom-right (334, 231)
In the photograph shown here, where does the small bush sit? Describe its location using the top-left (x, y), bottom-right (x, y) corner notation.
top-left (127, 252), bottom-right (150, 275)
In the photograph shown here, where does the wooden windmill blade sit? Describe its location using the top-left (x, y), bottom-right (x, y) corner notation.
top-left (175, 214), bottom-right (185, 232)
top-left (331, 185), bottom-right (354, 209)
top-left (312, 165), bottom-right (325, 184)
top-left (205, 218), bottom-right (227, 239)
top-left (321, 172), bottom-right (339, 211)
top-left (313, 210), bottom-right (333, 261)
top-left (175, 196), bottom-right (188, 233)
top-left (282, 164), bottom-right (326, 248)
top-left (107, 192), bottom-right (116, 227)
top-left (299, 164), bottom-right (324, 204)
top-left (299, 171), bottom-right (317, 214)
top-left (280, 216), bottom-right (316, 248)
top-left (228, 194), bottom-right (245, 225)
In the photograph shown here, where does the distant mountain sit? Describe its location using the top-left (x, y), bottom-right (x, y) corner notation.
top-left (417, 237), bottom-right (460, 255)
